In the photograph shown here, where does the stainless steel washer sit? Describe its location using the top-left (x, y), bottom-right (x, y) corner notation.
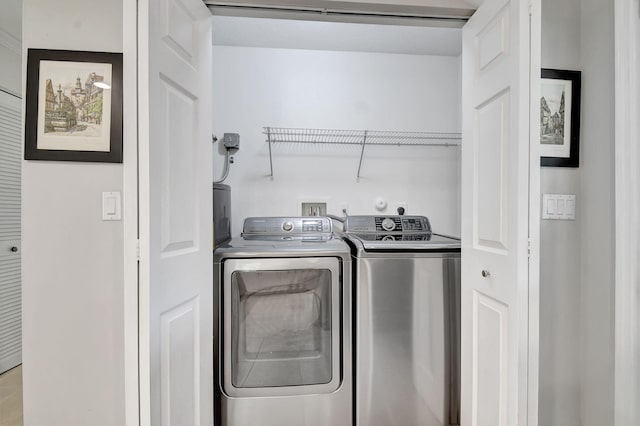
top-left (342, 215), bottom-right (461, 426)
top-left (213, 217), bottom-right (352, 426)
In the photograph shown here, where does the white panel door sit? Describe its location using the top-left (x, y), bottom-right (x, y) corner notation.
top-left (137, 0), bottom-right (213, 425)
top-left (0, 91), bottom-right (21, 374)
top-left (461, 0), bottom-right (538, 425)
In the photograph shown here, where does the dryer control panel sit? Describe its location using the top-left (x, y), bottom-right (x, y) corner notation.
top-left (242, 216), bottom-right (332, 237)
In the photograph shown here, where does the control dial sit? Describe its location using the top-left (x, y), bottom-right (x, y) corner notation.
top-left (381, 217), bottom-right (396, 232)
top-left (282, 221), bottom-right (294, 232)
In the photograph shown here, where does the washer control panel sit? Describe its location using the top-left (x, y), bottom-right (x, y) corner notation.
top-left (344, 215), bottom-right (432, 234)
top-left (381, 218), bottom-right (396, 231)
top-left (400, 217), bottom-right (427, 231)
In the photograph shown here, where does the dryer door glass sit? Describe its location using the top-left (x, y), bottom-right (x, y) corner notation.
top-left (222, 257), bottom-right (342, 397)
top-left (231, 268), bottom-right (333, 388)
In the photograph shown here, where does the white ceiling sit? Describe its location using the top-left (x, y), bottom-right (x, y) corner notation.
top-left (212, 16), bottom-right (462, 56)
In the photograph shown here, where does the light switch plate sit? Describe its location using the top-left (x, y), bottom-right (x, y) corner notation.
top-left (542, 194), bottom-right (576, 220)
top-left (102, 192), bottom-right (122, 221)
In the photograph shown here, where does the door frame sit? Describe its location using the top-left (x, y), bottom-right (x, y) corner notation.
top-left (122, 0), bottom-right (140, 424)
top-left (121, 2), bottom-right (543, 424)
top-left (528, 1), bottom-right (541, 425)
top-left (614, 0), bottom-right (640, 424)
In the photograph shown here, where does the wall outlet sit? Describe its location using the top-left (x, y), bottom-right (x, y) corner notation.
top-left (301, 202), bottom-right (327, 217)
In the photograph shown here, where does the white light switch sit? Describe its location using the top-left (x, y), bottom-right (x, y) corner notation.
top-left (102, 192), bottom-right (122, 221)
top-left (546, 198), bottom-right (556, 215)
top-left (105, 197), bottom-right (117, 215)
top-left (542, 194), bottom-right (576, 220)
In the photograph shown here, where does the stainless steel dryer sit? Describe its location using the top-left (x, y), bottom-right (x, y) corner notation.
top-left (213, 217), bottom-right (352, 426)
top-left (342, 215), bottom-right (461, 426)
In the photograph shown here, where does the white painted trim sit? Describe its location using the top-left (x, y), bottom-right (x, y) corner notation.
top-left (527, 1), bottom-right (541, 424)
top-left (0, 28), bottom-right (21, 55)
top-left (136, 0), bottom-right (152, 424)
top-left (123, 0), bottom-right (140, 424)
top-left (614, 0), bottom-right (640, 425)
top-left (204, 0), bottom-right (476, 19)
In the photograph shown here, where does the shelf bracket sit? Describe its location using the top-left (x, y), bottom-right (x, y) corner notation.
top-left (356, 130), bottom-right (368, 181)
top-left (267, 126), bottom-right (274, 178)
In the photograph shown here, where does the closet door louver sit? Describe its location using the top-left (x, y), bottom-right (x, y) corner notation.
top-left (0, 92), bottom-right (22, 374)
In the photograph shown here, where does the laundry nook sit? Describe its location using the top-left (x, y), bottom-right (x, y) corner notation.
top-left (3, 0), bottom-right (627, 425)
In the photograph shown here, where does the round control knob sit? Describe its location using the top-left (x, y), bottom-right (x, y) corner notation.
top-left (382, 235), bottom-right (395, 242)
top-left (482, 270), bottom-right (491, 278)
top-left (282, 221), bottom-right (294, 232)
top-left (381, 218), bottom-right (396, 232)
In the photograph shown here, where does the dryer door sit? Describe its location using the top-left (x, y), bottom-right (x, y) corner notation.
top-left (222, 257), bottom-right (342, 397)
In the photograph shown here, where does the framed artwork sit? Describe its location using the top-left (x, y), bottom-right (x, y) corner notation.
top-left (540, 68), bottom-right (581, 167)
top-left (24, 49), bottom-right (123, 163)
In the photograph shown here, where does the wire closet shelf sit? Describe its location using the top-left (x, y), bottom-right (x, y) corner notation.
top-left (263, 127), bottom-right (461, 180)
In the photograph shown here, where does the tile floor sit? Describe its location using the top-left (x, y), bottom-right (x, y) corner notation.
top-left (0, 365), bottom-right (23, 426)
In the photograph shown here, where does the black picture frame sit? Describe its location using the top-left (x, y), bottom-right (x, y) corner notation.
top-left (24, 49), bottom-right (123, 163)
top-left (540, 68), bottom-right (581, 167)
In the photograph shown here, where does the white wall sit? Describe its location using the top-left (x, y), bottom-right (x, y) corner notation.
top-left (540, 0), bottom-right (616, 425)
top-left (539, 0), bottom-right (582, 424)
top-left (21, 0), bottom-right (125, 425)
top-left (579, 0), bottom-right (615, 423)
top-left (212, 46), bottom-right (461, 236)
